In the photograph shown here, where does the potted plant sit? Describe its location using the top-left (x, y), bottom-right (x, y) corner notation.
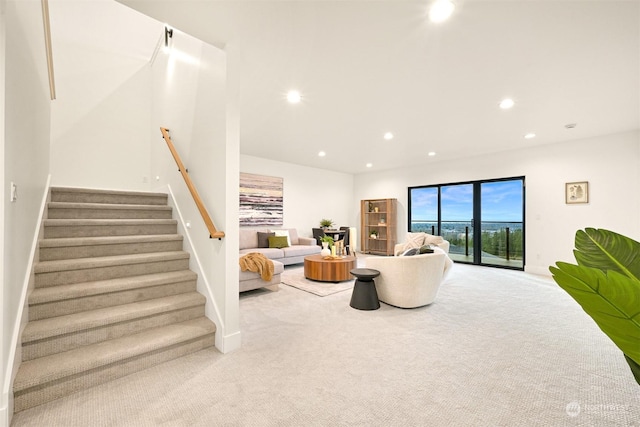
top-left (320, 218), bottom-right (334, 229)
top-left (319, 235), bottom-right (334, 256)
top-left (550, 228), bottom-right (640, 386)
top-left (319, 234), bottom-right (334, 247)
top-left (370, 230), bottom-right (379, 239)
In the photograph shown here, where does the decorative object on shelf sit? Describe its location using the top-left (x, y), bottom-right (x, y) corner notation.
top-left (368, 202), bottom-right (374, 212)
top-left (565, 181), bottom-right (589, 204)
top-left (379, 218), bottom-right (386, 225)
top-left (374, 207), bottom-right (379, 213)
top-left (370, 230), bottom-right (379, 239)
top-left (320, 218), bottom-right (334, 229)
top-left (550, 228), bottom-right (640, 386)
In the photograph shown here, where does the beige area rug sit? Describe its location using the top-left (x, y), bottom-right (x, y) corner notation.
top-left (280, 269), bottom-right (354, 296)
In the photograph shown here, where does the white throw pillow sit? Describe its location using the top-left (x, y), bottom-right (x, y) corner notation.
top-left (424, 234), bottom-right (444, 245)
top-left (395, 232), bottom-right (426, 255)
top-left (404, 232), bottom-right (426, 250)
top-left (273, 229), bottom-right (291, 247)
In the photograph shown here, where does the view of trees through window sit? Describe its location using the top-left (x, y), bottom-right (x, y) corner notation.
top-left (409, 177), bottom-right (524, 269)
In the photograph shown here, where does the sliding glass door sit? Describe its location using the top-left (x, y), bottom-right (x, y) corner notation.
top-left (440, 184), bottom-right (473, 263)
top-left (408, 177), bottom-right (525, 270)
top-left (479, 180), bottom-right (524, 268)
top-left (408, 186), bottom-right (438, 235)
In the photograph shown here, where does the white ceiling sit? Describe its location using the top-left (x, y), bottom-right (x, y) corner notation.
top-left (116, 0), bottom-right (640, 174)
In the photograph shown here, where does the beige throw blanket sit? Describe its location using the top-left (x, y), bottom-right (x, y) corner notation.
top-left (239, 252), bottom-right (274, 282)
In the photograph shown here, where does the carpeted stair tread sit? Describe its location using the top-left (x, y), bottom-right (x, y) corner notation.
top-left (43, 218), bottom-right (177, 227)
top-left (43, 219), bottom-right (178, 239)
top-left (39, 234), bottom-right (185, 260)
top-left (34, 251), bottom-right (189, 274)
top-left (39, 234), bottom-right (183, 249)
top-left (47, 202), bottom-right (172, 220)
top-left (48, 201), bottom-right (172, 210)
top-left (22, 293), bottom-right (206, 343)
top-left (14, 317), bottom-right (216, 393)
top-left (50, 187), bottom-right (168, 205)
top-left (29, 270), bottom-right (197, 306)
top-left (28, 271), bottom-right (198, 321)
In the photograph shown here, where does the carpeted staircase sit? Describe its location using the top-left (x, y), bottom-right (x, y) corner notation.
top-left (13, 187), bottom-right (216, 412)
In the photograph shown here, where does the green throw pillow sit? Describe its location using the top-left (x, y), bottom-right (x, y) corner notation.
top-left (268, 235), bottom-right (289, 249)
top-left (419, 245), bottom-right (434, 254)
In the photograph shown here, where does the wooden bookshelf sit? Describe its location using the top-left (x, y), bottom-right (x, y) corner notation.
top-left (360, 198), bottom-right (397, 256)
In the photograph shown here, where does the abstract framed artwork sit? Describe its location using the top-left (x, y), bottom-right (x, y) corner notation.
top-left (565, 181), bottom-right (589, 204)
top-left (239, 173), bottom-right (283, 226)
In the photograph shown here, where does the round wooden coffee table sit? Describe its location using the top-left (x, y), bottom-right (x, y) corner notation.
top-left (304, 254), bottom-right (357, 282)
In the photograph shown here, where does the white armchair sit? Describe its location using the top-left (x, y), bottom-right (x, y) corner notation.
top-left (365, 249), bottom-right (453, 308)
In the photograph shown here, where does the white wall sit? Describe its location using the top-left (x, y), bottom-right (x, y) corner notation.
top-left (223, 43), bottom-right (241, 350)
top-left (48, 0), bottom-right (160, 190)
top-left (0, 1), bottom-right (6, 424)
top-left (2, 0), bottom-right (52, 424)
top-left (150, 28), bottom-right (238, 351)
top-left (354, 130), bottom-right (640, 275)
top-left (240, 155), bottom-right (356, 242)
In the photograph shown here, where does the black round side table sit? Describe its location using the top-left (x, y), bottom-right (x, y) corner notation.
top-left (349, 268), bottom-right (381, 310)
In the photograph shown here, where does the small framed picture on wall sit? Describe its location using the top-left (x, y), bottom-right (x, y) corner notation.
top-left (565, 181), bottom-right (589, 204)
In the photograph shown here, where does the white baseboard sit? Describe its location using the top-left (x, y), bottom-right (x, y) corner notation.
top-left (165, 185), bottom-right (229, 353)
top-left (2, 176), bottom-right (50, 426)
top-left (525, 265), bottom-right (553, 276)
top-left (0, 403), bottom-right (8, 427)
top-left (221, 331), bottom-right (241, 354)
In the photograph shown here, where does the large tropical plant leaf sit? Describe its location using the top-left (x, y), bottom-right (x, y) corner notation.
top-left (625, 355), bottom-right (640, 385)
top-left (550, 228), bottom-right (640, 385)
top-left (573, 228), bottom-right (640, 280)
top-left (549, 262), bottom-right (640, 366)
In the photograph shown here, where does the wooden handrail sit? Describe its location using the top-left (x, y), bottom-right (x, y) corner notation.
top-left (160, 127), bottom-right (225, 239)
top-left (41, 0), bottom-right (56, 100)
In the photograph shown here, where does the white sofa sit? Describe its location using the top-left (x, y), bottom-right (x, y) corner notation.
top-left (365, 248), bottom-right (453, 308)
top-left (239, 228), bottom-right (321, 265)
top-left (239, 259), bottom-right (284, 293)
top-left (239, 227), bottom-right (320, 293)
top-left (394, 232), bottom-right (450, 256)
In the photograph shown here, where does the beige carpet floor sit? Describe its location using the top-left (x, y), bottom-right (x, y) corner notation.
top-left (10, 261), bottom-right (640, 426)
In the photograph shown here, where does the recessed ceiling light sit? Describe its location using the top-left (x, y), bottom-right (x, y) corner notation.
top-left (429, 0), bottom-right (455, 23)
top-left (428, 152), bottom-right (436, 157)
top-left (499, 98), bottom-right (514, 109)
top-left (287, 90), bottom-right (301, 104)
top-left (318, 151), bottom-right (326, 157)
top-left (366, 163), bottom-right (373, 168)
top-left (565, 123), bottom-right (577, 129)
top-left (524, 133), bottom-right (536, 139)
top-left (384, 132), bottom-right (394, 140)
